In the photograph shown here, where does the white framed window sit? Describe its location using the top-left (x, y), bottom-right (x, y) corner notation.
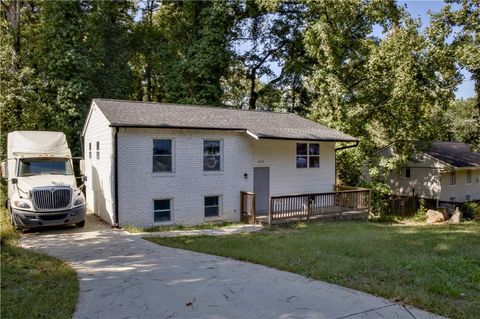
top-left (450, 171), bottom-right (456, 185)
top-left (296, 143), bottom-right (320, 168)
top-left (153, 199), bottom-right (171, 222)
top-left (96, 141), bottom-right (100, 160)
top-left (203, 140), bottom-right (222, 171)
top-left (465, 194), bottom-right (472, 201)
top-left (403, 167), bottom-right (411, 178)
top-left (153, 139), bottom-right (173, 172)
top-left (204, 196), bottom-right (221, 217)
top-left (466, 170), bottom-right (472, 184)
top-left (88, 142), bottom-right (92, 159)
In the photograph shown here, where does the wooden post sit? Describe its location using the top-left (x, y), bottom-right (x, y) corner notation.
top-left (252, 193), bottom-right (256, 224)
top-left (268, 197), bottom-right (273, 226)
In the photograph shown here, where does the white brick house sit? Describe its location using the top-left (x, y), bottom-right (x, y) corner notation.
top-left (81, 99), bottom-right (357, 227)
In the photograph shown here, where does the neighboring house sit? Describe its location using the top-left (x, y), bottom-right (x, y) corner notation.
top-left (81, 99), bottom-right (358, 227)
top-left (377, 142), bottom-right (480, 204)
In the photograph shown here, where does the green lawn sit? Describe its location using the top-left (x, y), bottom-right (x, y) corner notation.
top-left (147, 222), bottom-right (480, 319)
top-left (0, 208), bottom-right (78, 319)
top-left (123, 221), bottom-right (241, 233)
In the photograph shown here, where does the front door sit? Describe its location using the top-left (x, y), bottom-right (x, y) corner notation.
top-left (254, 167), bottom-right (269, 214)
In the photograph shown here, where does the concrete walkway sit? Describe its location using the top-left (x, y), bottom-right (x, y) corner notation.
top-left (19, 214), bottom-right (445, 319)
top-left (131, 224), bottom-right (264, 238)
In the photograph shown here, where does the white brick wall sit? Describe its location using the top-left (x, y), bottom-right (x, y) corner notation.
top-left (83, 103), bottom-right (115, 224)
top-left (117, 128), bottom-right (254, 227)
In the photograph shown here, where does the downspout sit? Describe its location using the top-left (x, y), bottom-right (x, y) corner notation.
top-left (113, 127), bottom-right (119, 227)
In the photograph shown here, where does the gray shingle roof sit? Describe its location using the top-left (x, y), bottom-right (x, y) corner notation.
top-left (93, 99), bottom-right (357, 142)
top-left (423, 142), bottom-right (480, 168)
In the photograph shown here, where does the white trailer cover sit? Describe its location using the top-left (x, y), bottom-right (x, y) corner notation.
top-left (7, 131), bottom-right (71, 158)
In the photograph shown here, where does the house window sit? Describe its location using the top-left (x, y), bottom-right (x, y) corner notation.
top-left (465, 194), bottom-right (472, 201)
top-left (450, 171), bottom-right (456, 185)
top-left (154, 199), bottom-right (171, 222)
top-left (466, 170), bottom-right (472, 184)
top-left (88, 143), bottom-right (92, 159)
top-left (96, 142), bottom-right (100, 160)
top-left (449, 196), bottom-right (456, 202)
top-left (203, 140), bottom-right (222, 171)
top-left (153, 139), bottom-right (172, 172)
top-left (204, 196), bottom-right (220, 217)
top-left (296, 143), bottom-right (320, 168)
top-left (403, 167), bottom-right (411, 178)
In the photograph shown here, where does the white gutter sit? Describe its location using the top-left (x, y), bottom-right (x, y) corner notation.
top-left (245, 130), bottom-right (259, 140)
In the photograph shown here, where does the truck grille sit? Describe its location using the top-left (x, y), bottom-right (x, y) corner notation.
top-left (32, 187), bottom-right (72, 211)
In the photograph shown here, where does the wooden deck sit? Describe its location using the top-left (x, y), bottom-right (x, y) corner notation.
top-left (241, 186), bottom-right (371, 226)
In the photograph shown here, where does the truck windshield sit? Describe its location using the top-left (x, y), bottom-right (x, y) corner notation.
top-left (18, 158), bottom-right (74, 176)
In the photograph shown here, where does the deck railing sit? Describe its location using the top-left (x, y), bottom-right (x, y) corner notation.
top-left (268, 186), bottom-right (371, 225)
top-left (240, 191), bottom-right (256, 223)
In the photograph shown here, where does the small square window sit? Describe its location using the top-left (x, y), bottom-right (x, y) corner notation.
top-left (154, 199), bottom-right (171, 222)
top-left (403, 167), bottom-right (411, 178)
top-left (96, 141), bottom-right (100, 160)
top-left (204, 196), bottom-right (220, 217)
top-left (296, 143), bottom-right (320, 168)
top-left (88, 143), bottom-right (92, 159)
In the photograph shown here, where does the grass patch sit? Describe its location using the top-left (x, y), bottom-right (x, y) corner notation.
top-left (147, 222), bottom-right (480, 319)
top-left (123, 221), bottom-right (242, 233)
top-left (0, 208), bottom-right (78, 319)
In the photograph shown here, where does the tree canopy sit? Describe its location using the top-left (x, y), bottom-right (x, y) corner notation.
top-left (0, 0), bottom-right (478, 184)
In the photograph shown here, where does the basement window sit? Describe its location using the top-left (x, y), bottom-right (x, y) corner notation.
top-left (205, 196), bottom-right (220, 217)
top-left (154, 199), bottom-right (171, 222)
top-left (296, 143), bottom-right (320, 168)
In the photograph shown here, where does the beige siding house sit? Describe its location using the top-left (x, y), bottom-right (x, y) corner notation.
top-left (378, 142), bottom-right (480, 204)
top-left (82, 99), bottom-right (358, 227)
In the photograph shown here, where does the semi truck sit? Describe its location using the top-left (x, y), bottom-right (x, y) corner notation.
top-left (1, 131), bottom-right (86, 229)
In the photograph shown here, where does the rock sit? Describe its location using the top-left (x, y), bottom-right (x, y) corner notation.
top-left (449, 207), bottom-right (462, 224)
top-left (426, 209), bottom-right (444, 224)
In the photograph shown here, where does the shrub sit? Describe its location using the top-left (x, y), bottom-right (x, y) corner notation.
top-left (461, 202), bottom-right (480, 221)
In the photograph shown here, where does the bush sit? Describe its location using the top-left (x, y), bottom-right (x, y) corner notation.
top-left (461, 202), bottom-right (480, 221)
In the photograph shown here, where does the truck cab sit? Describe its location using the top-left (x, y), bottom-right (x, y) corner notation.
top-left (2, 131), bottom-right (86, 229)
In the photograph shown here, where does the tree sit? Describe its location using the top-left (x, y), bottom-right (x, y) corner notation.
top-left (153, 0), bottom-right (238, 105)
top-left (445, 97), bottom-right (480, 144)
top-left (429, 0), bottom-right (480, 150)
top-left (303, 0), bottom-right (458, 183)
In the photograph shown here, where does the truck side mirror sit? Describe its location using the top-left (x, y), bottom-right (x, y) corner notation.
top-left (11, 178), bottom-right (18, 184)
top-left (79, 159), bottom-right (85, 176)
top-left (0, 161), bottom-right (7, 179)
top-left (81, 175), bottom-right (87, 182)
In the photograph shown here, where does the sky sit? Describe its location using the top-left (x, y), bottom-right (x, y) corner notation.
top-left (387, 1), bottom-right (474, 99)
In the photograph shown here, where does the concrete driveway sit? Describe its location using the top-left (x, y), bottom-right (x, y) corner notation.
top-left (20, 214), bottom-right (444, 319)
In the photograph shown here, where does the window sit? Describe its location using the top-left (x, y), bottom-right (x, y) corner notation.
top-left (88, 143), bottom-right (92, 159)
top-left (204, 196), bottom-right (220, 217)
top-left (203, 140), bottom-right (222, 171)
top-left (449, 196), bottom-right (456, 202)
top-left (296, 143), bottom-right (320, 168)
top-left (403, 167), bottom-right (411, 178)
top-left (153, 139), bottom-right (172, 172)
top-left (96, 141), bottom-right (100, 160)
top-left (153, 199), bottom-right (171, 222)
top-left (18, 158), bottom-right (74, 177)
top-left (450, 170), bottom-right (456, 185)
top-left (465, 194), bottom-right (472, 201)
top-left (466, 170), bottom-right (472, 184)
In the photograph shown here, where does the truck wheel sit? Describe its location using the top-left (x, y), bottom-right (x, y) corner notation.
top-left (76, 220), bottom-right (85, 228)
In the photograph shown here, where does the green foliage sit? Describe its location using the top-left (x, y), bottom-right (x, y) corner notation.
top-left (461, 201), bottom-right (480, 221)
top-left (413, 202), bottom-right (428, 222)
